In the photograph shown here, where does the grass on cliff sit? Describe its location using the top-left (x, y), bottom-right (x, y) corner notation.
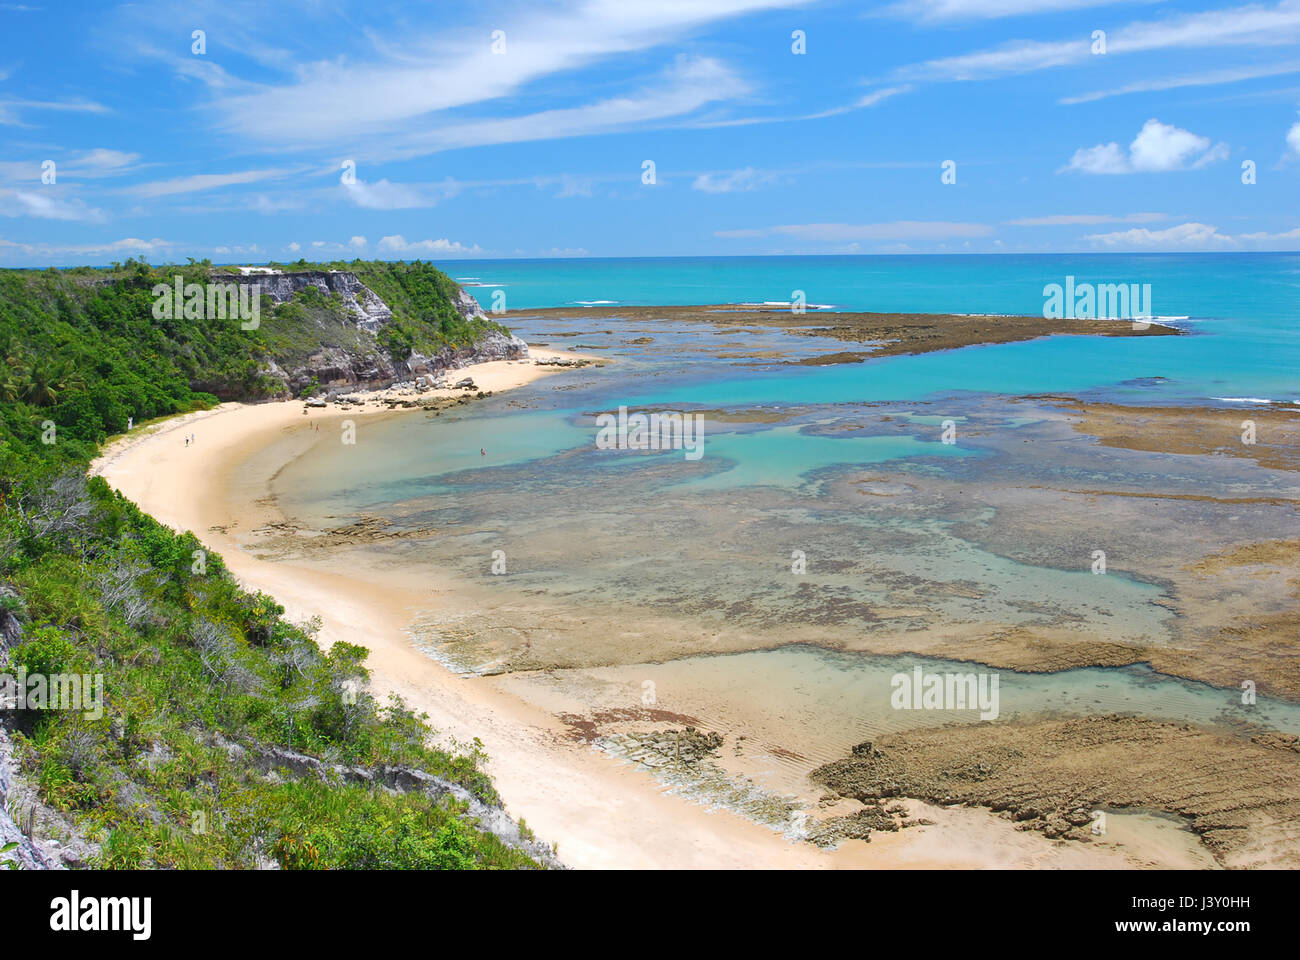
top-left (0, 258), bottom-right (540, 869)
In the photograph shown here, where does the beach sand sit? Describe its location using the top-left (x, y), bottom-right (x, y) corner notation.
top-left (91, 344), bottom-right (1225, 870)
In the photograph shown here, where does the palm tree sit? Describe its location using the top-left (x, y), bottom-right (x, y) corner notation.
top-left (0, 353), bottom-right (32, 404)
top-left (19, 356), bottom-right (83, 407)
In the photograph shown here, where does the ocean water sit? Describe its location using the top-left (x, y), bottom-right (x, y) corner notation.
top-left (461, 253), bottom-right (1300, 405)
top-left (260, 253), bottom-right (1300, 793)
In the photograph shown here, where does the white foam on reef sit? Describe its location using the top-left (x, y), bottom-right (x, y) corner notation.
top-left (1212, 397), bottom-right (1274, 404)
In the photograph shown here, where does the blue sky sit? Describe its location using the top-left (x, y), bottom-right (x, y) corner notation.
top-left (2, 0), bottom-right (1299, 266)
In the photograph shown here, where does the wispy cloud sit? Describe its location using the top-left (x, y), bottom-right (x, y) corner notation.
top-left (341, 178), bottom-right (438, 210)
top-left (896, 1), bottom-right (1300, 83)
top-left (1006, 212), bottom-right (1169, 226)
top-left (881, 0), bottom-right (1147, 22)
top-left (0, 149), bottom-right (143, 183)
top-left (0, 235), bottom-right (171, 257)
top-left (126, 167), bottom-right (303, 198)
top-left (377, 55), bottom-right (749, 161)
top-left (692, 166), bottom-right (781, 193)
top-left (801, 85), bottom-right (912, 119)
top-left (1062, 61), bottom-right (1300, 104)
top-left (0, 97), bottom-right (109, 125)
top-left (191, 0), bottom-right (810, 152)
top-left (717, 221), bottom-right (994, 241)
top-left (0, 189), bottom-right (106, 222)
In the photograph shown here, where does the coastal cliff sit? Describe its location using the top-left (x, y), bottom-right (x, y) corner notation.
top-left (209, 267), bottom-right (529, 398)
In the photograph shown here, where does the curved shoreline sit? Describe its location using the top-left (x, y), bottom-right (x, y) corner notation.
top-left (91, 347), bottom-right (1226, 869)
top-left (92, 351), bottom-right (841, 868)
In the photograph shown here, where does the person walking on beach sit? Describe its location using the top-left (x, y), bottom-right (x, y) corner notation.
top-left (481, 448), bottom-right (486, 456)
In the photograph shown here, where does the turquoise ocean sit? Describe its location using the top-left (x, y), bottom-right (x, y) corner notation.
top-left (454, 253), bottom-right (1300, 405)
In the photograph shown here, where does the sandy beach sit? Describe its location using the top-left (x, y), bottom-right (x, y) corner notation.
top-left (90, 343), bottom-right (1236, 870)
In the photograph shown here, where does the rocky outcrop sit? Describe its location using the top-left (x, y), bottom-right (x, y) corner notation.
top-left (265, 328), bottom-right (528, 397)
top-left (811, 714), bottom-right (1300, 867)
top-left (207, 271), bottom-right (528, 397)
top-left (0, 726), bottom-right (99, 870)
top-left (211, 270), bottom-right (393, 333)
top-left (0, 585), bottom-right (23, 662)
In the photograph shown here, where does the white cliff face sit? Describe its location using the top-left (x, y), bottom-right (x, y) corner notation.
top-left (209, 271), bottom-right (527, 396)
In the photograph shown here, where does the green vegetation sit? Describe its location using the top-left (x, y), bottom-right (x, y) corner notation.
top-left (0, 258), bottom-right (506, 451)
top-left (0, 260), bottom-right (540, 869)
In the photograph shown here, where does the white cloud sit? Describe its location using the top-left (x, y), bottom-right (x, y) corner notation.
top-left (386, 55), bottom-right (748, 160)
top-left (1130, 119), bottom-right (1215, 170)
top-left (202, 1), bottom-right (811, 150)
top-left (1084, 221), bottom-right (1237, 247)
top-left (1288, 115), bottom-right (1300, 155)
top-left (1065, 142), bottom-right (1130, 175)
top-left (0, 189), bottom-right (106, 222)
top-left (376, 234), bottom-right (482, 256)
top-left (342, 178), bottom-right (435, 209)
top-left (1064, 119), bottom-right (1228, 174)
top-left (1238, 227), bottom-right (1300, 239)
